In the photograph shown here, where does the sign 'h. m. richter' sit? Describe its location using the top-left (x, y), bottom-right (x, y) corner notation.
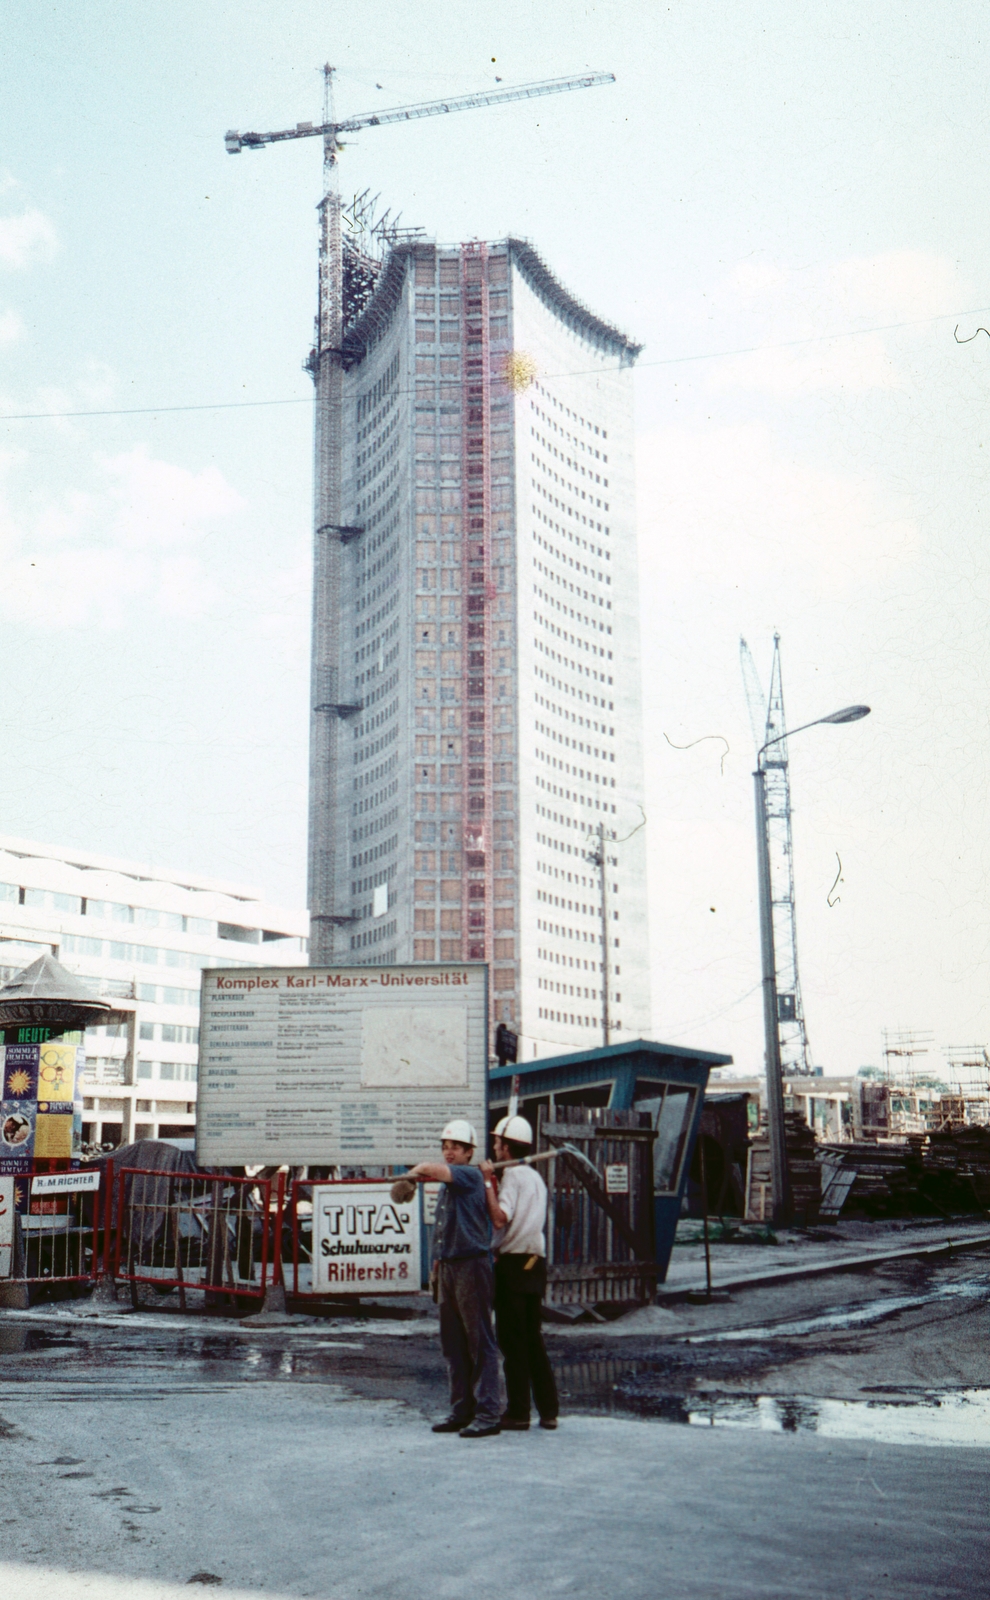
top-left (196, 963), bottom-right (487, 1167)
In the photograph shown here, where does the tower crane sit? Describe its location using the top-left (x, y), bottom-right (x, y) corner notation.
top-left (740, 634), bottom-right (814, 1078)
top-left (226, 68), bottom-right (615, 962)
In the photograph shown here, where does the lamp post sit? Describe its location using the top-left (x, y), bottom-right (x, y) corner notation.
top-left (754, 703), bottom-right (870, 1225)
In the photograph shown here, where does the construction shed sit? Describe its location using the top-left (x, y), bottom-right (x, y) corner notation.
top-left (488, 1038), bottom-right (732, 1291)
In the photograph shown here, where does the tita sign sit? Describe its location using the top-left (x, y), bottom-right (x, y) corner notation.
top-left (311, 1182), bottom-right (420, 1294)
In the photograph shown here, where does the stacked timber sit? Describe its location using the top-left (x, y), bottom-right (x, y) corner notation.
top-left (785, 1111), bottom-right (821, 1225)
top-left (817, 1130), bottom-right (990, 1217)
top-left (926, 1126), bottom-right (990, 1209)
top-left (744, 1115), bottom-right (820, 1224)
top-left (817, 1138), bottom-right (926, 1215)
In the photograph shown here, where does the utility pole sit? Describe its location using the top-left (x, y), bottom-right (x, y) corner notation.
top-left (587, 822), bottom-right (610, 1047)
top-left (746, 654), bottom-right (870, 1225)
top-left (753, 762), bottom-right (789, 1223)
top-left (226, 69), bottom-right (615, 964)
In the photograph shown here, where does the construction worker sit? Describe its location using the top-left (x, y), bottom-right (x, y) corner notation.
top-left (481, 1115), bottom-right (559, 1431)
top-left (403, 1119), bottom-right (502, 1438)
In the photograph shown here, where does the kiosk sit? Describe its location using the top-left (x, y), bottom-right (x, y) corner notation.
top-left (488, 1038), bottom-right (732, 1289)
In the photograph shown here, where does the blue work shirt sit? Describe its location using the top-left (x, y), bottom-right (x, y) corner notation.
top-left (432, 1164), bottom-right (491, 1262)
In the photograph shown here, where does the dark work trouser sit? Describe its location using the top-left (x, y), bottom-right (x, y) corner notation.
top-left (494, 1253), bottom-right (559, 1422)
top-left (437, 1255), bottom-right (502, 1426)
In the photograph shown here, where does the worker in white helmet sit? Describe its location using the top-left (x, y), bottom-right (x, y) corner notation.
top-left (402, 1119), bottom-right (502, 1437)
top-left (481, 1114), bottom-right (559, 1431)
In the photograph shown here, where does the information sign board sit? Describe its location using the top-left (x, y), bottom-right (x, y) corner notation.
top-left (310, 1181), bottom-right (420, 1294)
top-left (196, 963), bottom-right (487, 1166)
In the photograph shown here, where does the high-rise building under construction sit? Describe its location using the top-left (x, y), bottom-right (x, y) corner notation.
top-left (308, 234), bottom-right (649, 1060)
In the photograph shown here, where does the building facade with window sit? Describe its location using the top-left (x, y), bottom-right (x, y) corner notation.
top-left (313, 235), bottom-right (650, 1059)
top-left (0, 835), bottom-right (307, 1148)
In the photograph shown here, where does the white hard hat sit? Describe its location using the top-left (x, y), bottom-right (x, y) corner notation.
top-left (441, 1119), bottom-right (478, 1147)
top-left (494, 1114), bottom-right (534, 1146)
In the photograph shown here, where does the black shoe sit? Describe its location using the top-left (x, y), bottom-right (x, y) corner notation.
top-left (459, 1420), bottom-right (501, 1438)
top-left (500, 1414), bottom-right (530, 1431)
top-left (432, 1416), bottom-right (471, 1433)
top-left (539, 1417), bottom-right (558, 1430)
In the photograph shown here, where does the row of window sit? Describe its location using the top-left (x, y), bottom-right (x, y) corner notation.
top-left (414, 290), bottom-right (509, 313)
top-left (414, 318), bottom-right (509, 344)
top-left (533, 471), bottom-right (609, 522)
top-left (539, 977), bottom-right (620, 1001)
top-left (531, 415), bottom-right (607, 463)
top-left (61, 934), bottom-right (254, 971)
top-left (538, 1008), bottom-right (621, 1030)
top-left (136, 984), bottom-right (200, 1008)
top-left (530, 381), bottom-right (608, 440)
top-left (413, 255), bottom-right (509, 289)
top-left (136, 1060), bottom-right (198, 1082)
top-left (536, 694), bottom-right (614, 739)
top-left (138, 1023), bottom-right (199, 1043)
top-left (1, 883), bottom-right (215, 934)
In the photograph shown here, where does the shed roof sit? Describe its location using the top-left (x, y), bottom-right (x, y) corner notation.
top-left (489, 1037), bottom-right (733, 1088)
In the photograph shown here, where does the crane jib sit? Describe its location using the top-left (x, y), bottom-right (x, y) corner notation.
top-left (225, 71), bottom-right (615, 152)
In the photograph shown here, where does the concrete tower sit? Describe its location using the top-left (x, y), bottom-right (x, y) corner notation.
top-left (307, 235), bottom-right (650, 1060)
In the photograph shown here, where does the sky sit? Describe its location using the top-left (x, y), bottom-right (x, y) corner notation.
top-left (1, 1), bottom-right (988, 1078)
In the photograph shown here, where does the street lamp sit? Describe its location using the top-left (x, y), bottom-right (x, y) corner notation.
top-left (754, 703), bottom-right (870, 1225)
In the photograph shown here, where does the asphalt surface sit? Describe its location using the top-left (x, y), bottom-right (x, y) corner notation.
top-left (1, 1246), bottom-right (988, 1598)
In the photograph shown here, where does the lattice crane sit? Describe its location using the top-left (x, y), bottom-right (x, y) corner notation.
top-left (740, 635), bottom-right (814, 1077)
top-left (227, 68), bottom-right (614, 962)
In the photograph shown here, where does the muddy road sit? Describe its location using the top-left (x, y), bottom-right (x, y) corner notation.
top-left (2, 1245), bottom-right (988, 1444)
top-left (1, 1247), bottom-right (988, 1598)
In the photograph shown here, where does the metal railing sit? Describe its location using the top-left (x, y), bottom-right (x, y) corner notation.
top-left (0, 1163), bottom-right (112, 1289)
top-left (113, 1167), bottom-right (280, 1308)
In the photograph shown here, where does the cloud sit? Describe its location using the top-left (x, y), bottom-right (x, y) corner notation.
top-left (0, 445), bottom-right (245, 625)
top-left (0, 208), bottom-right (58, 269)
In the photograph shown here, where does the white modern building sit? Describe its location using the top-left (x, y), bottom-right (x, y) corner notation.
top-left (0, 835), bottom-right (308, 1148)
top-left (309, 235), bottom-right (651, 1059)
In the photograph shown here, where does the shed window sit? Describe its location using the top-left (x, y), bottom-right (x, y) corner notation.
top-left (634, 1085), bottom-right (697, 1192)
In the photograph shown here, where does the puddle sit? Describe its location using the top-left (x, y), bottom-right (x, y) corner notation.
top-left (554, 1352), bottom-right (990, 1446)
top-left (679, 1389), bottom-right (990, 1448)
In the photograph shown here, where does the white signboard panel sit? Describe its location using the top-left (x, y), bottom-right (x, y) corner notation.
top-left (32, 1172), bottom-right (101, 1195)
top-left (0, 1184), bottom-right (14, 1280)
top-left (196, 963), bottom-right (487, 1166)
top-left (0, 1176), bottom-right (14, 1278)
top-left (311, 1182), bottom-right (420, 1294)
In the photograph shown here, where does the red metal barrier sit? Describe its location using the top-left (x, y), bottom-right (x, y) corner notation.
top-left (0, 1162), bottom-right (107, 1289)
top-left (113, 1167), bottom-right (272, 1307)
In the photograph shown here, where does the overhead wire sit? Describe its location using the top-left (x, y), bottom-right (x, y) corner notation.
top-left (3, 299), bottom-right (989, 423)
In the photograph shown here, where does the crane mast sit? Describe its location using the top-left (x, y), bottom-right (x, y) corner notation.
top-left (740, 634), bottom-right (814, 1077)
top-left (227, 67), bottom-right (614, 962)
